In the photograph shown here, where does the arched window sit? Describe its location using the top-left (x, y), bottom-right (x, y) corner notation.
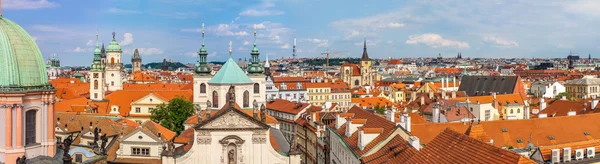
top-left (345, 70), bottom-right (350, 75)
top-left (254, 83), bottom-right (260, 94)
top-left (212, 91), bottom-right (219, 108)
top-left (200, 83), bottom-right (206, 93)
top-left (243, 91), bottom-right (250, 108)
top-left (111, 57), bottom-right (115, 64)
top-left (354, 80), bottom-right (359, 86)
top-left (94, 80), bottom-right (98, 89)
top-left (517, 108), bottom-right (521, 113)
top-left (26, 110), bottom-right (37, 145)
top-left (510, 109), bottom-right (514, 114)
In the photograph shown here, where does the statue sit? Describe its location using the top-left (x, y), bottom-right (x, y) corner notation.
top-left (93, 127), bottom-right (99, 148)
top-left (260, 104), bottom-right (266, 122)
top-left (228, 149), bottom-right (235, 164)
top-left (100, 133), bottom-right (108, 155)
top-left (16, 155), bottom-right (26, 164)
top-left (112, 32), bottom-right (116, 40)
top-left (63, 134), bottom-right (74, 163)
top-left (228, 85), bottom-right (236, 105)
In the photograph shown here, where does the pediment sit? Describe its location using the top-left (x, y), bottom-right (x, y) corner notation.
top-left (132, 93), bottom-right (166, 105)
top-left (199, 109), bottom-right (268, 130)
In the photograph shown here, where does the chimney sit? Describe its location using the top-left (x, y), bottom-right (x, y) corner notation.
top-left (540, 98), bottom-right (547, 111)
top-left (405, 113), bottom-right (411, 132)
top-left (451, 91), bottom-right (456, 98)
top-left (524, 106), bottom-right (530, 119)
top-left (453, 76), bottom-right (456, 90)
top-left (358, 128), bottom-right (381, 151)
top-left (568, 111), bottom-right (576, 116)
top-left (492, 92), bottom-right (497, 99)
top-left (441, 78), bottom-right (445, 89)
top-left (420, 96), bottom-right (425, 106)
top-left (408, 136), bottom-right (420, 151)
top-left (366, 87), bottom-right (370, 95)
top-left (335, 114), bottom-right (346, 129)
top-left (345, 119), bottom-right (353, 137)
top-left (446, 77), bottom-right (450, 90)
top-left (442, 91), bottom-right (446, 99)
top-left (385, 110), bottom-right (394, 123)
top-left (432, 103), bottom-right (440, 123)
top-left (592, 96), bottom-right (598, 110)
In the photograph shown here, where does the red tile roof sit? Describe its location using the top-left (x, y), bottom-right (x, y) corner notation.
top-left (331, 106), bottom-right (397, 156)
top-left (362, 134), bottom-right (418, 164)
top-left (266, 99), bottom-right (310, 115)
top-left (405, 129), bottom-right (535, 164)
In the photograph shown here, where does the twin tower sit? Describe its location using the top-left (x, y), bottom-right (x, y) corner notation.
top-left (89, 32), bottom-right (124, 101)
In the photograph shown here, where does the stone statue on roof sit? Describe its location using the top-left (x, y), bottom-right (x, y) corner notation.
top-left (93, 127), bottom-right (99, 149)
top-left (63, 134), bottom-right (74, 163)
top-left (100, 133), bottom-right (108, 155)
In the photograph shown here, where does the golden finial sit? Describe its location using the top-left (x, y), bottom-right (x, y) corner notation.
top-left (229, 40), bottom-right (232, 56)
top-left (201, 23), bottom-right (205, 35)
top-left (253, 24), bottom-right (257, 36)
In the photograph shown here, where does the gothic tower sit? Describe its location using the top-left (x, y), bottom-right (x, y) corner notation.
top-left (90, 31), bottom-right (106, 101)
top-left (105, 32), bottom-right (123, 91)
top-left (131, 48), bottom-right (142, 72)
top-left (360, 39), bottom-right (372, 86)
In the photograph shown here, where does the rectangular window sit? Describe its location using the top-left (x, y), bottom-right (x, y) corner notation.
top-left (135, 107), bottom-right (141, 113)
top-left (132, 147), bottom-right (150, 156)
top-left (76, 154), bottom-right (82, 162)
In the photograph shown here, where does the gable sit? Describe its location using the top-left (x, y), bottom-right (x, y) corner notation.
top-left (132, 93), bottom-right (166, 105)
top-left (199, 109), bottom-right (268, 130)
top-left (121, 129), bottom-right (160, 143)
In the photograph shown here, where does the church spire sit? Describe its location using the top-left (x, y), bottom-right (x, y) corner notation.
top-left (247, 24), bottom-right (264, 75)
top-left (361, 38), bottom-right (369, 61)
top-left (91, 29), bottom-right (104, 71)
top-left (195, 23), bottom-right (211, 75)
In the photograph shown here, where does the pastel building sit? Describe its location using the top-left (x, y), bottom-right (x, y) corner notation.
top-left (0, 13), bottom-right (56, 162)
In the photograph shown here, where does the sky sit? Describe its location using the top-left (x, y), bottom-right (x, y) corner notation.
top-left (5, 0), bottom-right (600, 66)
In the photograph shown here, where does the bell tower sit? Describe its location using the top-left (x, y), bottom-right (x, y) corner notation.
top-left (105, 32), bottom-right (123, 91)
top-left (90, 30), bottom-right (106, 101)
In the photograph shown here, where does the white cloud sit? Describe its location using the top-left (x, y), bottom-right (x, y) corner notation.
top-left (239, 9), bottom-right (284, 16)
top-left (243, 41), bottom-right (250, 45)
top-left (107, 8), bottom-right (141, 14)
top-left (354, 40), bottom-right (377, 46)
top-left (184, 52), bottom-right (197, 57)
top-left (330, 10), bottom-right (423, 39)
top-left (31, 25), bottom-right (67, 33)
top-left (86, 40), bottom-right (94, 46)
top-left (387, 40), bottom-right (394, 44)
top-left (72, 47), bottom-right (91, 52)
top-left (563, 0), bottom-right (600, 17)
top-left (483, 36), bottom-right (518, 47)
top-left (183, 24), bottom-right (249, 36)
top-left (154, 12), bottom-right (201, 19)
top-left (4, 0), bottom-right (58, 10)
top-left (208, 52), bottom-right (217, 57)
top-left (406, 33), bottom-right (470, 48)
top-left (120, 33), bottom-right (134, 46)
top-left (137, 48), bottom-right (164, 55)
top-left (387, 22), bottom-right (405, 28)
top-left (303, 38), bottom-right (329, 47)
top-left (280, 44), bottom-right (291, 49)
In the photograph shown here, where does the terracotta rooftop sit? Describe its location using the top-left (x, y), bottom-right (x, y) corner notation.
top-left (405, 129), bottom-right (536, 164)
top-left (266, 99), bottom-right (311, 115)
top-left (331, 106), bottom-right (397, 156)
top-left (362, 134), bottom-right (418, 164)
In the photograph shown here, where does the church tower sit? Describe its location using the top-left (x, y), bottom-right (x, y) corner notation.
top-left (360, 39), bottom-right (373, 86)
top-left (247, 24), bottom-right (266, 106)
top-left (105, 32), bottom-right (123, 91)
top-left (131, 48), bottom-right (142, 72)
top-left (90, 31), bottom-right (106, 101)
top-left (193, 23), bottom-right (214, 109)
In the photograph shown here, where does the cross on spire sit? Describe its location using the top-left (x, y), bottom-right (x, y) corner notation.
top-left (253, 24), bottom-right (257, 47)
top-left (201, 23), bottom-right (205, 46)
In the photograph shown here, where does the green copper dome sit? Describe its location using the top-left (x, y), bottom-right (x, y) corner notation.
top-left (0, 17), bottom-right (49, 88)
top-left (208, 57), bottom-right (252, 84)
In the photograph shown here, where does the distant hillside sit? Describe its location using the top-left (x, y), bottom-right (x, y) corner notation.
top-left (124, 62), bottom-right (189, 69)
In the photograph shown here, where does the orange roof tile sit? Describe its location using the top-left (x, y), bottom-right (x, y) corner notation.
top-left (331, 106), bottom-right (397, 156)
top-left (405, 129), bottom-right (535, 164)
top-left (362, 134), bottom-right (418, 164)
top-left (266, 99), bottom-right (311, 115)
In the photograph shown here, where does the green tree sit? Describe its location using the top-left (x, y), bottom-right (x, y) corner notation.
top-left (554, 92), bottom-right (575, 101)
top-left (373, 103), bottom-right (387, 115)
top-left (150, 96), bottom-right (195, 134)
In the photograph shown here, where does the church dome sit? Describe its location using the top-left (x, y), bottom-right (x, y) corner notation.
top-left (106, 39), bottom-right (121, 52)
top-left (0, 17), bottom-right (49, 88)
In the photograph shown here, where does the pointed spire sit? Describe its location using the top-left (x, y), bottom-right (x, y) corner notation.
top-left (265, 54), bottom-right (270, 67)
top-left (361, 38), bottom-right (369, 60)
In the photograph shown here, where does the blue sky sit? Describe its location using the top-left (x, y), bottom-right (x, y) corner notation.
top-left (5, 0), bottom-right (600, 66)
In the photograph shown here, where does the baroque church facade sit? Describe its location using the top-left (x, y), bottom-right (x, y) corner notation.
top-left (162, 25), bottom-right (294, 164)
